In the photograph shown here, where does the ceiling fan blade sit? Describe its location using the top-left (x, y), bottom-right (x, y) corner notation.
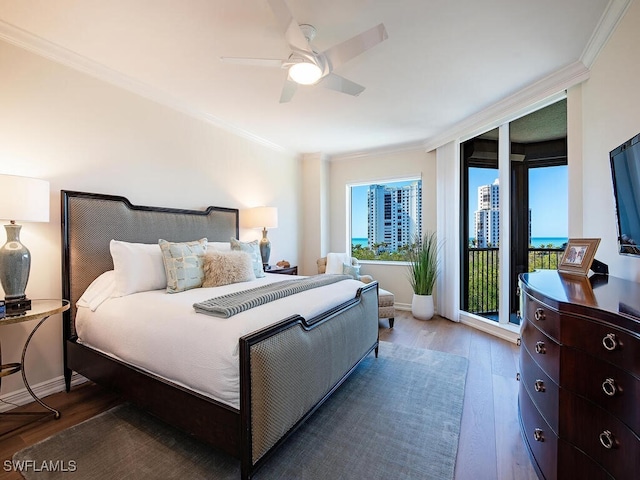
top-left (219, 57), bottom-right (287, 68)
top-left (323, 23), bottom-right (388, 72)
top-left (279, 78), bottom-right (298, 103)
top-left (266, 0), bottom-right (312, 53)
top-left (319, 73), bottom-right (365, 97)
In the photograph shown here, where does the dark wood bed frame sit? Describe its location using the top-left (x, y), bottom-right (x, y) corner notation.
top-left (61, 191), bottom-right (379, 479)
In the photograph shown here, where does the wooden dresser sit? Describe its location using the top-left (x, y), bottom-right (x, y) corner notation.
top-left (518, 270), bottom-right (640, 480)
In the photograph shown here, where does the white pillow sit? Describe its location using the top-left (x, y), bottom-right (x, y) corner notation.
top-left (76, 270), bottom-right (117, 311)
top-left (110, 240), bottom-right (167, 297)
top-left (209, 241), bottom-right (231, 252)
top-left (326, 252), bottom-right (350, 275)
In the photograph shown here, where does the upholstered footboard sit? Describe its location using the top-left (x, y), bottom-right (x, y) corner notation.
top-left (239, 281), bottom-right (379, 479)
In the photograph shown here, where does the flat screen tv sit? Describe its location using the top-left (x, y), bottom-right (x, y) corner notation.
top-left (610, 132), bottom-right (640, 257)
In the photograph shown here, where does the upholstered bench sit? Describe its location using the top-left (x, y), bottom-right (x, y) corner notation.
top-left (317, 255), bottom-right (395, 328)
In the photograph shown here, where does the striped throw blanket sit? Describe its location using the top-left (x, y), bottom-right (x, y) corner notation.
top-left (193, 274), bottom-right (352, 318)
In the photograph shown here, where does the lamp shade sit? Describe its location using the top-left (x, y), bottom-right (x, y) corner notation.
top-left (244, 206), bottom-right (278, 229)
top-left (0, 174), bottom-right (50, 222)
top-left (289, 62), bottom-right (323, 85)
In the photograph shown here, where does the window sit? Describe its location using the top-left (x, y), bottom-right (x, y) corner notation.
top-left (350, 179), bottom-right (422, 261)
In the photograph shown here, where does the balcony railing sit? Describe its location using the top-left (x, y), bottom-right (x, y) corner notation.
top-left (466, 246), bottom-right (564, 318)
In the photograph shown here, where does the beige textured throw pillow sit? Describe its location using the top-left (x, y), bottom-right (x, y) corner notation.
top-left (202, 250), bottom-right (256, 287)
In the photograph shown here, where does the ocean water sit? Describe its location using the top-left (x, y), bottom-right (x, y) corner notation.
top-left (468, 236), bottom-right (568, 247)
top-left (353, 237), bottom-right (568, 248)
top-left (352, 237), bottom-right (368, 248)
top-left (529, 237), bottom-right (568, 248)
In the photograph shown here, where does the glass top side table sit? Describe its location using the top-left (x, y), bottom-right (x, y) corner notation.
top-left (1, 299), bottom-right (70, 422)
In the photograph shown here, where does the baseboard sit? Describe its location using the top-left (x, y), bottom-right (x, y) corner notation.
top-left (459, 312), bottom-right (521, 344)
top-left (394, 303), bottom-right (411, 311)
top-left (0, 373), bottom-right (88, 413)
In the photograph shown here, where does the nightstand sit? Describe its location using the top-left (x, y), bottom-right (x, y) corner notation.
top-left (1, 299), bottom-right (70, 424)
top-left (265, 265), bottom-right (298, 275)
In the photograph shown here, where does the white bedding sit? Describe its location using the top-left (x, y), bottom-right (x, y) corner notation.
top-left (75, 273), bottom-right (366, 409)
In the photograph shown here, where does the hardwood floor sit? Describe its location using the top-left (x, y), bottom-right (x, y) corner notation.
top-left (0, 311), bottom-right (537, 480)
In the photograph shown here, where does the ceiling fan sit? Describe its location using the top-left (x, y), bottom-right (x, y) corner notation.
top-left (220, 0), bottom-right (388, 103)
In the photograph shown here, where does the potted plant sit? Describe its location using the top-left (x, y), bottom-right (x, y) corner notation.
top-left (407, 231), bottom-right (440, 320)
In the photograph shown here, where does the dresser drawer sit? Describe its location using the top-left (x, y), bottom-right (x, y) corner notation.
top-left (524, 294), bottom-right (560, 340)
top-left (557, 439), bottom-right (614, 480)
top-left (562, 346), bottom-right (640, 436)
top-left (521, 316), bottom-right (560, 382)
top-left (519, 382), bottom-right (558, 480)
top-left (562, 315), bottom-right (640, 377)
top-left (520, 347), bottom-right (559, 433)
top-left (560, 393), bottom-right (640, 479)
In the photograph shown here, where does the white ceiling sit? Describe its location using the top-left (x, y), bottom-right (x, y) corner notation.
top-left (0, 0), bottom-right (629, 156)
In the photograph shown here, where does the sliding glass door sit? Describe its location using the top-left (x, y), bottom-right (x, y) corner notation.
top-left (461, 100), bottom-right (567, 325)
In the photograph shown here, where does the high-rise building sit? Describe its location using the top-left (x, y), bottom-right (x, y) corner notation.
top-left (475, 179), bottom-right (500, 247)
top-left (474, 178), bottom-right (532, 247)
top-left (367, 181), bottom-right (422, 252)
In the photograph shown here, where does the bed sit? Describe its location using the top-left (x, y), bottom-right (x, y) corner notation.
top-left (61, 190), bottom-right (379, 480)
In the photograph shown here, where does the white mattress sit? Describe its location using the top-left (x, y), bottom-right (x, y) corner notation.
top-left (75, 273), bottom-right (365, 409)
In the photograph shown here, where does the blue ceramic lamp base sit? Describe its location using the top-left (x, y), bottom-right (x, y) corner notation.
top-left (260, 228), bottom-right (271, 268)
top-left (0, 223), bottom-right (32, 313)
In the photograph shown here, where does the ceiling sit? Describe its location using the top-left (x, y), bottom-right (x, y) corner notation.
top-left (0, 0), bottom-right (627, 156)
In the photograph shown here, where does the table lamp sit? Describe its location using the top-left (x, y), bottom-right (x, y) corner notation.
top-left (244, 206), bottom-right (278, 267)
top-left (0, 174), bottom-right (50, 313)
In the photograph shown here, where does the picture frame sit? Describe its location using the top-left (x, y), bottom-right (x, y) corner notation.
top-left (558, 238), bottom-right (601, 276)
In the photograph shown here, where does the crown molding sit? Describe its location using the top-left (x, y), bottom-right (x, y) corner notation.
top-left (422, 0), bottom-right (633, 152)
top-left (328, 140), bottom-right (428, 162)
top-left (0, 20), bottom-right (288, 154)
top-left (422, 61), bottom-right (588, 152)
top-left (581, 0), bottom-right (633, 67)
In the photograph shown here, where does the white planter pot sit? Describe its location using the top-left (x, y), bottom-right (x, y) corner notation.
top-left (412, 294), bottom-right (434, 320)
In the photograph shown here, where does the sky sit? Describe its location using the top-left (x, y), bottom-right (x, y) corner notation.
top-left (351, 185), bottom-right (368, 238)
top-left (350, 166), bottom-right (568, 240)
top-left (468, 165), bottom-right (568, 238)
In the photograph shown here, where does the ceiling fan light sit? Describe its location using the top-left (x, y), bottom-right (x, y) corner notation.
top-left (289, 62), bottom-right (322, 85)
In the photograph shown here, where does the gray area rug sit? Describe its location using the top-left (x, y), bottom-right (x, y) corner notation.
top-left (14, 341), bottom-right (468, 480)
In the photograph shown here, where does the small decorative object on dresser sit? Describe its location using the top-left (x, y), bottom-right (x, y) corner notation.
top-left (518, 270), bottom-right (640, 480)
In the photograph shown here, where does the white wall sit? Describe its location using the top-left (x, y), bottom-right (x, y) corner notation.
top-left (0, 40), bottom-right (300, 398)
top-left (324, 149), bottom-right (437, 307)
top-left (581, 0), bottom-right (640, 282)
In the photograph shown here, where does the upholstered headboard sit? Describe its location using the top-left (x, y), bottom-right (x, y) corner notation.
top-left (61, 190), bottom-right (239, 331)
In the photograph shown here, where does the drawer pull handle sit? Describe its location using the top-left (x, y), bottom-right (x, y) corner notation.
top-left (533, 428), bottom-right (544, 442)
top-left (602, 333), bottom-right (619, 351)
top-left (534, 341), bottom-right (546, 354)
top-left (534, 308), bottom-right (545, 321)
top-left (516, 338), bottom-right (521, 346)
top-left (534, 380), bottom-right (546, 393)
top-left (599, 430), bottom-right (616, 449)
top-left (602, 378), bottom-right (619, 397)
